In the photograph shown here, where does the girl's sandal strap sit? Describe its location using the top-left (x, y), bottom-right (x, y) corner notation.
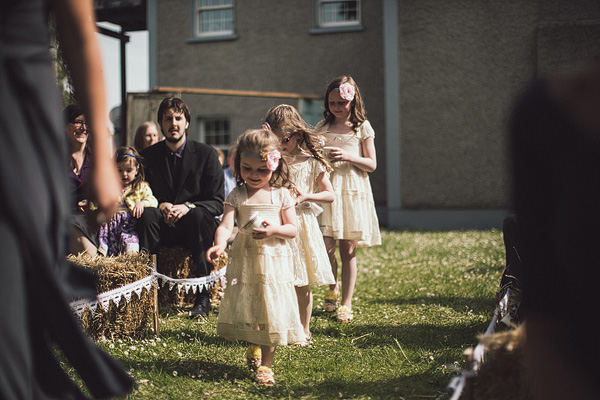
top-left (337, 306), bottom-right (353, 323)
top-left (256, 366), bottom-right (275, 386)
top-left (246, 344), bottom-right (262, 370)
top-left (293, 334), bottom-right (312, 347)
top-left (323, 290), bottom-right (338, 313)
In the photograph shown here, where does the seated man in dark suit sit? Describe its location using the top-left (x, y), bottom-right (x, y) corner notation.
top-left (137, 97), bottom-right (224, 317)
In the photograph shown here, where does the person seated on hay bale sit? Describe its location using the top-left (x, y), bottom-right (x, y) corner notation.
top-left (97, 147), bottom-right (158, 256)
top-left (136, 97), bottom-right (224, 318)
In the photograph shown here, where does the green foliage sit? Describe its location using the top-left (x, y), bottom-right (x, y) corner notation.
top-left (98, 230), bottom-right (504, 399)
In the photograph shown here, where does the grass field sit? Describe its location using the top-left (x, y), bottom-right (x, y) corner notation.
top-left (94, 229), bottom-right (505, 399)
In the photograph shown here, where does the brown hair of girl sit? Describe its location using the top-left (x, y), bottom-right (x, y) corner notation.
top-left (265, 104), bottom-right (332, 173)
top-left (115, 146), bottom-right (145, 197)
top-left (233, 129), bottom-right (293, 190)
top-left (322, 75), bottom-right (367, 129)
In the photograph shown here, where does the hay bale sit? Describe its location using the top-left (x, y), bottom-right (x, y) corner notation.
top-left (156, 247), bottom-right (227, 309)
top-left (68, 252), bottom-right (155, 340)
top-left (471, 324), bottom-right (532, 400)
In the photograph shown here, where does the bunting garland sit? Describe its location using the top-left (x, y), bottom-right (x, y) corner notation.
top-left (69, 267), bottom-right (227, 317)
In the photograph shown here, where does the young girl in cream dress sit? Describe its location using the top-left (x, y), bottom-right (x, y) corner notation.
top-left (315, 76), bottom-right (382, 323)
top-left (264, 104), bottom-right (335, 345)
top-left (207, 128), bottom-right (303, 386)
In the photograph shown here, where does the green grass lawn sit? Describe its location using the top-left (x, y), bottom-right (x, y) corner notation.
top-left (96, 229), bottom-right (504, 399)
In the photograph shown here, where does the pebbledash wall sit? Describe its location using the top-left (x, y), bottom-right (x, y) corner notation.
top-left (145, 0), bottom-right (600, 230)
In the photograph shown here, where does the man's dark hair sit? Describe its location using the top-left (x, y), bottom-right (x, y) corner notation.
top-left (157, 97), bottom-right (190, 124)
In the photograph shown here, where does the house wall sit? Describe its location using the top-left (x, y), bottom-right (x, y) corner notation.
top-left (148, 0), bottom-right (600, 229)
top-left (155, 0), bottom-right (386, 202)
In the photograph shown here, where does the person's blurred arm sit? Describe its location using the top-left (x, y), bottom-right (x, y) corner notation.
top-left (53, 0), bottom-right (120, 219)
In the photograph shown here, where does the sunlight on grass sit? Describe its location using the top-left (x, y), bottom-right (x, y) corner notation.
top-left (98, 229), bottom-right (504, 399)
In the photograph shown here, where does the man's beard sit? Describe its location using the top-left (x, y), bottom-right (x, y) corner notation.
top-left (166, 134), bottom-right (183, 143)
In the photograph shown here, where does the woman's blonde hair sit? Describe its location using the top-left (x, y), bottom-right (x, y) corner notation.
top-left (234, 129), bottom-right (292, 189)
top-left (265, 104), bottom-right (332, 172)
top-left (133, 121), bottom-right (159, 151)
top-left (322, 75), bottom-right (367, 129)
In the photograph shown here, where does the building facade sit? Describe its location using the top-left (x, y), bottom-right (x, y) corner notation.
top-left (119, 0), bottom-right (600, 229)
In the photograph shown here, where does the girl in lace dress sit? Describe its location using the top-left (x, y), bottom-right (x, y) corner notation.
top-left (315, 76), bottom-right (382, 323)
top-left (207, 129), bottom-right (303, 386)
top-left (264, 104), bottom-right (335, 345)
top-left (98, 147), bottom-right (157, 255)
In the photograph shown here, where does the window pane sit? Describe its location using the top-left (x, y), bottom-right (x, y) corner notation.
top-left (202, 118), bottom-right (230, 147)
top-left (321, 1), bottom-right (358, 24)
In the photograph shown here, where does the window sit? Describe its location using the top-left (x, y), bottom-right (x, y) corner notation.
top-left (191, 0), bottom-right (236, 41)
top-left (314, 0), bottom-right (362, 32)
top-left (197, 117), bottom-right (231, 153)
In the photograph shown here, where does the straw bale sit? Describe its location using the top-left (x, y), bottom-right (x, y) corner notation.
top-left (156, 246), bottom-right (227, 309)
top-left (68, 251), bottom-right (155, 340)
top-left (471, 324), bottom-right (531, 400)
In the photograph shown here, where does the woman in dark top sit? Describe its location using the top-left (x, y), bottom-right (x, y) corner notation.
top-left (0, 0), bottom-right (133, 398)
top-left (65, 104), bottom-right (100, 255)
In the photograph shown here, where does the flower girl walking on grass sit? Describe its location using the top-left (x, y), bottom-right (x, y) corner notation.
top-left (98, 147), bottom-right (157, 256)
top-left (264, 104), bottom-right (336, 345)
top-left (206, 129), bottom-right (304, 386)
top-left (316, 76), bottom-right (381, 323)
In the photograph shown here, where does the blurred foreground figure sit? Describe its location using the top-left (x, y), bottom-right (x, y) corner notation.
top-left (511, 61), bottom-right (600, 400)
top-left (0, 0), bottom-right (133, 398)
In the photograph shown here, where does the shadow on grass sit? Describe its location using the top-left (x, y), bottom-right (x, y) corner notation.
top-left (311, 321), bottom-right (488, 350)
top-left (368, 295), bottom-right (496, 315)
top-left (269, 372), bottom-right (452, 400)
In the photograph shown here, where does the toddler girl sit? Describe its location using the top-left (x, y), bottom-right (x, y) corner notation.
top-left (207, 129), bottom-right (303, 386)
top-left (264, 104), bottom-right (335, 345)
top-left (98, 147), bottom-right (157, 256)
top-left (315, 76), bottom-right (381, 323)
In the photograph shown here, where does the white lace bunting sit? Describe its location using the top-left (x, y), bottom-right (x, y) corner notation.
top-left (69, 267), bottom-right (227, 317)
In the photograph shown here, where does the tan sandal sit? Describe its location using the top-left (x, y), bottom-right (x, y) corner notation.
top-left (323, 290), bottom-right (338, 314)
top-left (337, 305), bottom-right (353, 323)
top-left (256, 366), bottom-right (275, 386)
top-left (246, 344), bottom-right (262, 370)
top-left (293, 333), bottom-right (312, 347)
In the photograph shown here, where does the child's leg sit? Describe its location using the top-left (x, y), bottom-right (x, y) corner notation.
top-left (323, 236), bottom-right (338, 293)
top-left (339, 239), bottom-right (357, 309)
top-left (260, 345), bottom-right (276, 368)
top-left (295, 285), bottom-right (313, 338)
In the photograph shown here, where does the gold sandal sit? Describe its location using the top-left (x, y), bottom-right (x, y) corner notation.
top-left (323, 290), bottom-right (338, 314)
top-left (246, 344), bottom-right (262, 370)
top-left (337, 305), bottom-right (353, 323)
top-left (293, 333), bottom-right (312, 347)
top-left (256, 366), bottom-right (275, 386)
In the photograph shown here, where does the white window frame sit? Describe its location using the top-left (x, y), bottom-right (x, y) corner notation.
top-left (197, 116), bottom-right (231, 152)
top-left (191, 0), bottom-right (236, 41)
top-left (316, 0), bottom-right (361, 29)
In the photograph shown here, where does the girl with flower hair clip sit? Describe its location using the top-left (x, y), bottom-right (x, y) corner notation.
top-left (316, 75), bottom-right (381, 323)
top-left (207, 128), bottom-right (303, 386)
top-left (264, 104), bottom-right (335, 346)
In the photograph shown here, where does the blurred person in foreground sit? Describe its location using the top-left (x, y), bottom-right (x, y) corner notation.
top-left (0, 0), bottom-right (134, 398)
top-left (511, 60), bottom-right (600, 400)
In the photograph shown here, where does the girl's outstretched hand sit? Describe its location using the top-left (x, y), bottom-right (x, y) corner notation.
top-left (207, 245), bottom-right (225, 263)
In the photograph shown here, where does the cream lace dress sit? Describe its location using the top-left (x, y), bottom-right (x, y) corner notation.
top-left (289, 157), bottom-right (336, 286)
top-left (216, 185), bottom-right (304, 346)
top-left (316, 120), bottom-right (382, 247)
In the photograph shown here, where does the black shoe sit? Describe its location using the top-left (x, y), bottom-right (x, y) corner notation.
top-left (189, 291), bottom-right (210, 318)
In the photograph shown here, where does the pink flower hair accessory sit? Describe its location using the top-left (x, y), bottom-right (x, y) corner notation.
top-left (262, 122), bottom-right (271, 131)
top-left (259, 149), bottom-right (281, 171)
top-left (338, 82), bottom-right (355, 101)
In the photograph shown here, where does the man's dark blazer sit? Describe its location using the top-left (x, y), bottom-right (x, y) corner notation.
top-left (141, 139), bottom-right (224, 220)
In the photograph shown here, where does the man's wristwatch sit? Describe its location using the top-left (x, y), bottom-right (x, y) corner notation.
top-left (185, 202), bottom-right (196, 210)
